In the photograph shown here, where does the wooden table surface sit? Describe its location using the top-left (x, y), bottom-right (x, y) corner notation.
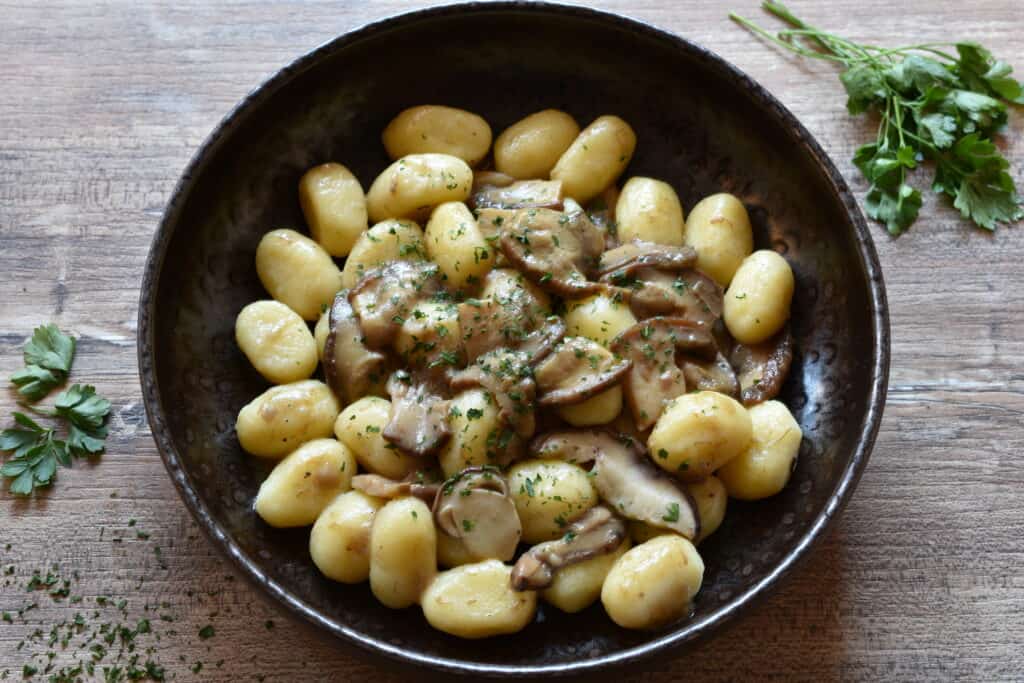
top-left (2, 1), bottom-right (1022, 680)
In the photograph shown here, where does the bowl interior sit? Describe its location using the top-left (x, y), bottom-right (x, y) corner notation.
top-left (141, 3), bottom-right (886, 675)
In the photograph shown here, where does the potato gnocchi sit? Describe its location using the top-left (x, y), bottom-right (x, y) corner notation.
top-left (235, 105), bottom-right (802, 639)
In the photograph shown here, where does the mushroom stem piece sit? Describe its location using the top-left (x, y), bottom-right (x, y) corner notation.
top-left (510, 505), bottom-right (626, 591)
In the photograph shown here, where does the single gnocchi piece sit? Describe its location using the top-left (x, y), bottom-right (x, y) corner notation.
top-left (563, 293), bottom-right (638, 348)
top-left (717, 400), bottom-right (802, 500)
top-left (383, 105), bottom-right (492, 167)
top-left (683, 193), bottom-right (754, 286)
top-left (480, 268), bottom-right (551, 318)
top-left (601, 535), bottom-right (704, 630)
top-left (310, 490), bottom-right (384, 583)
top-left (724, 250), bottom-right (795, 345)
top-left (369, 497), bottom-right (437, 609)
top-left (543, 538), bottom-right (631, 614)
top-left (334, 397), bottom-right (420, 480)
top-left (615, 177), bottom-right (686, 246)
top-left (550, 115), bottom-right (636, 203)
top-left (340, 219), bottom-right (425, 289)
top-left (647, 391), bottom-right (752, 482)
top-left (424, 202), bottom-right (494, 289)
top-left (438, 389), bottom-right (503, 477)
top-left (628, 520), bottom-right (672, 544)
top-left (558, 386), bottom-right (623, 427)
top-left (687, 475), bottom-right (728, 542)
top-left (298, 162), bottom-right (368, 257)
top-left (366, 153), bottom-right (473, 223)
top-left (421, 560), bottom-right (537, 639)
top-left (254, 438), bottom-right (355, 527)
top-left (507, 459), bottom-right (597, 543)
top-left (494, 109), bottom-right (581, 179)
top-left (235, 300), bottom-right (318, 384)
top-left (255, 229), bottom-right (344, 321)
top-left (236, 380), bottom-right (340, 459)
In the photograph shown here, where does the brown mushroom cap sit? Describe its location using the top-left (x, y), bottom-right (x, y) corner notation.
top-left (348, 260), bottom-right (443, 350)
top-left (531, 429), bottom-right (700, 540)
top-left (623, 268), bottom-right (724, 325)
top-left (611, 318), bottom-right (717, 430)
top-left (382, 370), bottom-right (451, 457)
top-left (433, 466), bottom-right (522, 563)
top-left (730, 326), bottom-right (794, 405)
top-left (597, 240), bottom-right (698, 282)
top-left (470, 179), bottom-right (564, 211)
top-left (499, 207), bottom-right (606, 297)
top-left (323, 291), bottom-right (390, 405)
top-left (350, 473), bottom-right (440, 503)
top-left (510, 505), bottom-right (626, 591)
top-left (534, 336), bottom-right (631, 407)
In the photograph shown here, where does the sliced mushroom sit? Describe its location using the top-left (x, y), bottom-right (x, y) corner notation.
top-left (531, 430), bottom-right (700, 540)
top-left (585, 186), bottom-right (621, 250)
top-left (597, 240), bottom-right (698, 282)
top-left (516, 315), bottom-right (566, 365)
top-left (626, 268), bottom-right (723, 326)
top-left (351, 473), bottom-right (440, 503)
top-left (534, 336), bottom-right (631, 406)
top-left (348, 260), bottom-right (443, 349)
top-left (681, 352), bottom-right (740, 398)
top-left (383, 370), bottom-right (451, 456)
top-left (471, 179), bottom-right (564, 211)
top-left (611, 318), bottom-right (717, 430)
top-left (322, 291), bottom-right (390, 404)
top-left (448, 349), bottom-right (536, 441)
top-left (499, 207), bottom-right (606, 297)
top-left (475, 208), bottom-right (516, 264)
top-left (510, 505), bottom-right (626, 591)
top-left (730, 326), bottom-right (793, 405)
top-left (433, 466), bottom-right (522, 562)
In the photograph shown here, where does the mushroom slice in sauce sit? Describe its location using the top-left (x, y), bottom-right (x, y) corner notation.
top-left (433, 466), bottom-right (522, 563)
top-left (510, 505), bottom-right (627, 591)
top-left (730, 326), bottom-right (794, 406)
top-left (534, 336), bottom-right (631, 407)
top-left (322, 291), bottom-right (389, 405)
top-left (597, 240), bottom-right (698, 282)
top-left (531, 430), bottom-right (700, 540)
top-left (516, 315), bottom-right (566, 365)
top-left (585, 186), bottom-right (621, 250)
top-left (499, 207), bottom-right (606, 297)
top-left (611, 318), bottom-right (716, 430)
top-left (626, 268), bottom-right (724, 326)
top-left (351, 473), bottom-right (440, 503)
top-left (448, 349), bottom-right (536, 441)
top-left (383, 370), bottom-right (451, 457)
top-left (470, 179), bottom-right (564, 211)
top-left (348, 260), bottom-right (443, 350)
top-left (681, 352), bottom-right (740, 398)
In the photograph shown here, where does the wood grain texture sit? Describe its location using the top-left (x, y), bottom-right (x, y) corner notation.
top-left (1, 0), bottom-right (1023, 680)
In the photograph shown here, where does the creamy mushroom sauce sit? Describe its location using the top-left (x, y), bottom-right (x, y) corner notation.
top-left (236, 105), bottom-right (802, 638)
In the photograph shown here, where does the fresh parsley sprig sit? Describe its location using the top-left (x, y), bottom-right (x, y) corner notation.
top-left (2, 325), bottom-right (110, 495)
top-left (731, 1), bottom-right (1024, 235)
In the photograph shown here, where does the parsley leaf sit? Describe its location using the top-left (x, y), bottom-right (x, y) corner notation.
top-left (10, 324), bottom-right (76, 400)
top-left (731, 2), bottom-right (1023, 234)
top-left (662, 502), bottom-right (680, 523)
top-left (1, 330), bottom-right (111, 495)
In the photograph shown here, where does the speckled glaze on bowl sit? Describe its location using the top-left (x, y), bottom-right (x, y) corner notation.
top-left (137, 2), bottom-right (889, 676)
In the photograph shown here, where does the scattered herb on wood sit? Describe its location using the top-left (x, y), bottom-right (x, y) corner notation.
top-left (1, 325), bottom-right (111, 495)
top-left (731, 1), bottom-right (1024, 235)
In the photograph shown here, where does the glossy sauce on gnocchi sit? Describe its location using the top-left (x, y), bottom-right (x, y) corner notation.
top-left (235, 104), bottom-right (803, 638)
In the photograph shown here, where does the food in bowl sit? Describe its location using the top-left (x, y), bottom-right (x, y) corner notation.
top-left (233, 104), bottom-right (801, 639)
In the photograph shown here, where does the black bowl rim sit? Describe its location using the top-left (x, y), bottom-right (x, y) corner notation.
top-left (137, 1), bottom-right (891, 676)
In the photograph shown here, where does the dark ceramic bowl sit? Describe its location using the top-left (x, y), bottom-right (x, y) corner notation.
top-left (138, 1), bottom-right (889, 677)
